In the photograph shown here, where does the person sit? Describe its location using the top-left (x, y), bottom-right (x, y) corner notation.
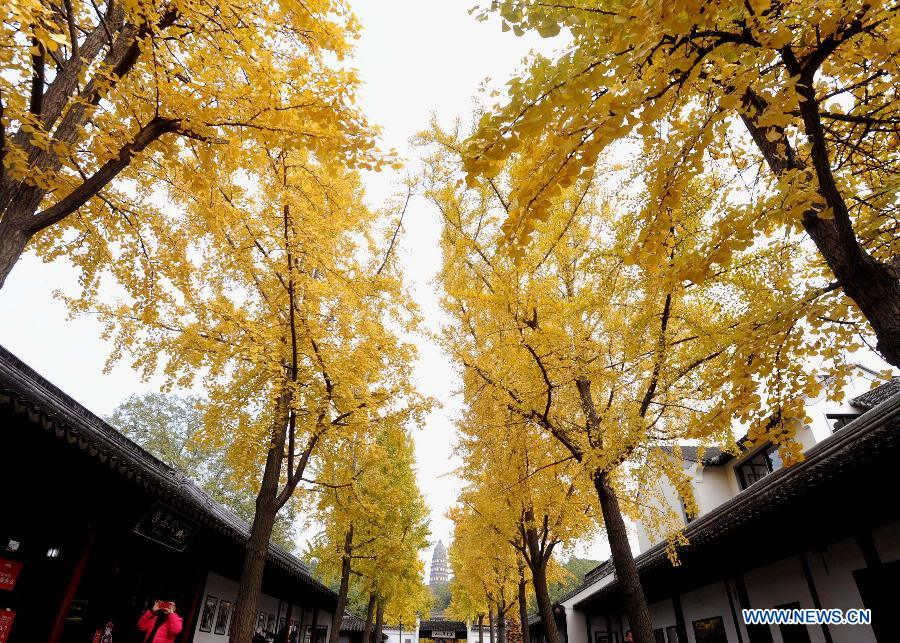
top-left (623, 632), bottom-right (633, 643)
top-left (91, 620), bottom-right (114, 643)
top-left (137, 600), bottom-right (183, 643)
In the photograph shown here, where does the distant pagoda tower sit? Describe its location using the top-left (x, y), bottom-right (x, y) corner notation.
top-left (429, 539), bottom-right (449, 586)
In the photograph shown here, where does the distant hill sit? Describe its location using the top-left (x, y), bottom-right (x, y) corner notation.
top-left (547, 557), bottom-right (601, 604)
top-left (430, 581), bottom-right (451, 616)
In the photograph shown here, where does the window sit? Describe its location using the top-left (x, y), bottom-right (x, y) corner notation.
top-left (775, 603), bottom-right (811, 643)
top-left (691, 616), bottom-right (727, 643)
top-left (736, 445), bottom-right (784, 489)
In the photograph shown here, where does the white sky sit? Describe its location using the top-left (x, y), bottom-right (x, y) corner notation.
top-left (0, 2), bottom-right (571, 564)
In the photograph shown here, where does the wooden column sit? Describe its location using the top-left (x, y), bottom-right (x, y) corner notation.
top-left (723, 579), bottom-right (744, 643)
top-left (180, 569), bottom-right (209, 642)
top-left (47, 529), bottom-right (95, 643)
top-left (280, 603), bottom-right (294, 643)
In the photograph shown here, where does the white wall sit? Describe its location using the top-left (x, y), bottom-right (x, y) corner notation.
top-left (193, 572), bottom-right (333, 643)
top-left (636, 421), bottom-right (824, 554)
top-left (384, 625), bottom-right (419, 643)
top-left (576, 524), bottom-right (900, 643)
top-left (564, 606), bottom-right (588, 643)
top-left (805, 537), bottom-right (878, 643)
top-left (744, 557), bottom-right (824, 643)
top-left (679, 581), bottom-right (741, 643)
top-left (467, 625), bottom-right (495, 643)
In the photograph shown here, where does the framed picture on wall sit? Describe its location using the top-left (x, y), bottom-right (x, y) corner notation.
top-left (214, 601), bottom-right (232, 635)
top-left (199, 595), bottom-right (219, 633)
top-left (692, 616), bottom-right (727, 643)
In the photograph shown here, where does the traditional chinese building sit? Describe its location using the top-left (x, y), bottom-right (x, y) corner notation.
top-left (0, 345), bottom-right (337, 643)
top-left (528, 375), bottom-right (900, 643)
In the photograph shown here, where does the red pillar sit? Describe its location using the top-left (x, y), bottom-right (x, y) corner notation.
top-left (47, 530), bottom-right (95, 643)
top-left (180, 569), bottom-right (208, 642)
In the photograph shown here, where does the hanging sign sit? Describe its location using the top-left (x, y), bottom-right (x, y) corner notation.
top-left (431, 632), bottom-right (457, 639)
top-left (0, 559), bottom-right (22, 592)
top-left (0, 609), bottom-right (15, 643)
top-left (133, 504), bottom-right (196, 552)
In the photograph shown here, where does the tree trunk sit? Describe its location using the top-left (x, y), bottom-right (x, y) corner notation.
top-left (488, 605), bottom-right (495, 643)
top-left (522, 519), bottom-right (558, 643)
top-left (525, 559), bottom-right (557, 643)
top-left (362, 593), bottom-right (376, 643)
top-left (329, 525), bottom-right (354, 643)
top-left (373, 598), bottom-right (384, 643)
top-left (497, 607), bottom-right (506, 643)
top-left (739, 93), bottom-right (900, 368)
top-left (517, 567), bottom-right (531, 643)
top-left (593, 469), bottom-right (654, 643)
top-left (229, 405), bottom-right (289, 643)
top-left (0, 217), bottom-right (32, 290)
top-left (478, 614), bottom-right (484, 643)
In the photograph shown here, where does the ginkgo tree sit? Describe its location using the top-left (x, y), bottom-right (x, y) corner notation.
top-left (465, 0), bottom-right (899, 367)
top-left (0, 0), bottom-right (382, 289)
top-left (448, 504), bottom-right (521, 643)
top-left (77, 129), bottom-right (422, 642)
top-left (306, 422), bottom-right (432, 643)
top-left (428, 120), bottom-right (861, 643)
top-left (453, 403), bottom-right (597, 643)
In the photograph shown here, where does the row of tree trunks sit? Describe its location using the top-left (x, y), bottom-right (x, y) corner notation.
top-left (329, 526), bottom-right (355, 643)
top-left (522, 516), bottom-right (560, 643)
top-left (517, 566), bottom-right (531, 643)
top-left (373, 598), bottom-right (384, 643)
top-left (362, 593), bottom-right (377, 643)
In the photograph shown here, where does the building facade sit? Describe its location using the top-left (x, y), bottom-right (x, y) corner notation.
top-left (0, 346), bottom-right (336, 643)
top-left (527, 377), bottom-right (900, 643)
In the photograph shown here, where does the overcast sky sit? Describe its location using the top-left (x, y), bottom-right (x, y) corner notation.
top-left (0, 2), bottom-right (568, 561)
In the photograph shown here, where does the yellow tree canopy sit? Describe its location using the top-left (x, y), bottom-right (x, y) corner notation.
top-left (464, 0), bottom-right (899, 366)
top-left (75, 121), bottom-right (422, 519)
top-left (308, 424), bottom-right (432, 626)
top-left (428, 119), bottom-right (862, 550)
top-left (1, 0), bottom-right (386, 288)
top-left (448, 503), bottom-right (521, 624)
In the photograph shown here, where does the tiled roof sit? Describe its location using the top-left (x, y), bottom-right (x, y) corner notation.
top-left (556, 388), bottom-right (900, 610)
top-left (0, 344), bottom-right (333, 599)
top-left (341, 615), bottom-right (368, 632)
top-left (661, 445), bottom-right (725, 465)
top-left (420, 620), bottom-right (466, 631)
top-left (850, 377), bottom-right (900, 410)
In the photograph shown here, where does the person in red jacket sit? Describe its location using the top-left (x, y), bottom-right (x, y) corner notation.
top-left (138, 600), bottom-right (183, 643)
